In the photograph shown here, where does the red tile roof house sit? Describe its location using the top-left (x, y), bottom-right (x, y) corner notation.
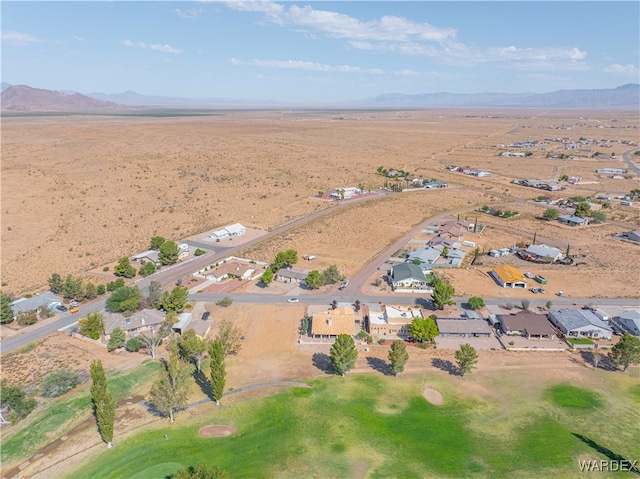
top-left (203, 260), bottom-right (256, 282)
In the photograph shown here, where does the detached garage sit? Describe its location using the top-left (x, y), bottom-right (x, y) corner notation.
top-left (490, 265), bottom-right (527, 288)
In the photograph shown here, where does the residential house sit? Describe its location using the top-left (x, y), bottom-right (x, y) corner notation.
top-left (11, 292), bottom-right (61, 315)
top-left (275, 267), bottom-right (308, 283)
top-left (363, 304), bottom-right (422, 338)
top-left (184, 318), bottom-right (212, 339)
top-left (525, 244), bottom-right (563, 262)
top-left (548, 309), bottom-right (613, 340)
top-left (406, 247), bottom-right (441, 266)
top-left (490, 265), bottom-right (527, 288)
top-left (616, 310), bottom-right (640, 336)
top-left (558, 214), bottom-right (589, 227)
top-left (498, 311), bottom-right (555, 339)
top-left (172, 312), bottom-right (193, 335)
top-left (423, 180), bottom-right (448, 189)
top-left (103, 309), bottom-right (166, 341)
top-left (435, 318), bottom-right (492, 337)
top-left (310, 306), bottom-right (361, 339)
top-left (389, 263), bottom-right (429, 290)
top-left (429, 236), bottom-right (460, 249)
top-left (205, 261), bottom-right (255, 282)
top-left (620, 228), bottom-right (640, 244)
top-left (596, 168), bottom-right (625, 175)
top-left (438, 224), bottom-right (466, 240)
top-left (329, 187), bottom-right (362, 200)
top-left (131, 250), bottom-right (161, 265)
top-left (209, 223), bottom-right (246, 239)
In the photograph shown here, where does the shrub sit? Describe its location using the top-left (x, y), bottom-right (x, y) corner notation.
top-left (194, 248), bottom-right (206, 256)
top-left (103, 266), bottom-right (109, 272)
top-left (126, 336), bottom-right (144, 352)
top-left (16, 309), bottom-right (38, 327)
top-left (378, 338), bottom-right (386, 345)
top-left (40, 369), bottom-right (78, 398)
top-left (107, 327), bottom-right (126, 351)
top-left (216, 296), bottom-right (233, 308)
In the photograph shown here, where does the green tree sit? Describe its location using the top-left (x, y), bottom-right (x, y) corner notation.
top-left (209, 339), bottom-right (226, 405)
top-left (150, 235), bottom-right (166, 250)
top-left (107, 327), bottom-right (126, 351)
top-left (105, 286), bottom-right (142, 313)
top-left (106, 278), bottom-right (125, 292)
top-left (216, 319), bottom-right (243, 356)
top-left (543, 208), bottom-right (559, 220)
top-left (160, 286), bottom-right (189, 313)
top-left (388, 340), bottom-right (409, 376)
top-left (521, 299), bottom-right (530, 311)
top-left (0, 379), bottom-right (36, 424)
top-left (409, 316), bottom-right (439, 343)
top-left (545, 300), bottom-right (553, 310)
top-left (90, 359), bottom-right (115, 447)
top-left (159, 240), bottom-right (179, 265)
top-left (1, 292), bottom-right (14, 324)
top-left (261, 267), bottom-right (274, 286)
top-left (96, 284), bottom-right (106, 296)
top-left (38, 304), bottom-right (54, 320)
top-left (170, 463), bottom-right (228, 479)
top-left (149, 340), bottom-right (192, 423)
top-left (179, 329), bottom-right (208, 374)
top-left (329, 333), bottom-right (358, 377)
top-left (590, 211), bottom-right (606, 223)
top-left (85, 282), bottom-right (97, 300)
top-left (48, 273), bottom-right (64, 294)
top-left (305, 270), bottom-right (324, 289)
top-left (273, 249), bottom-right (298, 270)
top-left (431, 278), bottom-right (455, 310)
top-left (139, 261), bottom-right (156, 277)
top-left (322, 264), bottom-right (344, 285)
top-left (608, 333), bottom-right (640, 372)
top-left (80, 312), bottom-right (105, 340)
top-left (441, 246), bottom-right (449, 257)
top-left (126, 336), bottom-right (144, 352)
top-left (146, 280), bottom-right (163, 309)
top-left (194, 248), bottom-right (206, 256)
top-left (63, 274), bottom-right (83, 299)
top-left (16, 309), bottom-right (37, 326)
top-left (467, 296), bottom-right (485, 310)
top-left (40, 369), bottom-right (78, 398)
top-left (300, 315), bottom-right (311, 336)
top-left (114, 257), bottom-right (136, 278)
top-left (455, 343), bottom-right (478, 377)
top-left (574, 202), bottom-right (591, 218)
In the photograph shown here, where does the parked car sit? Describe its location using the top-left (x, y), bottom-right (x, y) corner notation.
top-left (287, 298), bottom-right (299, 303)
top-left (529, 288), bottom-right (539, 294)
top-left (524, 272), bottom-right (533, 279)
top-left (70, 301), bottom-right (79, 307)
top-left (56, 305), bottom-right (68, 312)
top-left (538, 288), bottom-right (546, 294)
top-left (339, 280), bottom-right (350, 290)
top-left (201, 311), bottom-right (210, 320)
top-left (534, 275), bottom-right (548, 284)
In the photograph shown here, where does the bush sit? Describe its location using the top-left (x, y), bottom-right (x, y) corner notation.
top-left (216, 296), bottom-right (233, 308)
top-left (126, 336), bottom-right (144, 352)
top-left (194, 248), bottom-right (206, 256)
top-left (378, 338), bottom-right (386, 345)
top-left (108, 327), bottom-right (126, 351)
top-left (40, 369), bottom-right (78, 398)
top-left (16, 309), bottom-right (38, 326)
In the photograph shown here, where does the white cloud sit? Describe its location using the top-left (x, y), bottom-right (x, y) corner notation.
top-left (149, 43), bottom-right (183, 54)
top-left (174, 8), bottom-right (203, 19)
top-left (121, 40), bottom-right (182, 54)
top-left (230, 57), bottom-right (384, 74)
top-left (604, 63), bottom-right (638, 74)
top-left (1, 31), bottom-right (46, 46)
top-left (224, 1), bottom-right (284, 15)
top-left (121, 40), bottom-right (146, 49)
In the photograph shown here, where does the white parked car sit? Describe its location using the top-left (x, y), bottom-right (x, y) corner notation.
top-left (287, 298), bottom-right (299, 303)
top-left (524, 272), bottom-right (533, 279)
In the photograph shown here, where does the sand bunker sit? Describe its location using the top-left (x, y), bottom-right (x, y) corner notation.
top-left (423, 387), bottom-right (444, 406)
top-left (198, 425), bottom-right (237, 438)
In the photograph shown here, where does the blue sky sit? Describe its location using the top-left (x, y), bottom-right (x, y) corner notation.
top-left (2, 1), bottom-right (639, 103)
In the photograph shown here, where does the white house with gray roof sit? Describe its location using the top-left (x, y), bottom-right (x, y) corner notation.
top-left (548, 309), bottom-right (612, 339)
top-left (389, 263), bottom-right (430, 291)
top-left (616, 310), bottom-right (640, 337)
top-left (407, 247), bottom-right (440, 266)
top-left (11, 292), bottom-right (61, 314)
top-left (525, 244), bottom-right (563, 262)
top-left (558, 215), bottom-right (589, 227)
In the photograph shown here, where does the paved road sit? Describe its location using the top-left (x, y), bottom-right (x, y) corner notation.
top-left (622, 148), bottom-right (640, 176)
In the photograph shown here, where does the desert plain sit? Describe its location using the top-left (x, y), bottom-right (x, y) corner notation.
top-left (1, 108), bottom-right (639, 297)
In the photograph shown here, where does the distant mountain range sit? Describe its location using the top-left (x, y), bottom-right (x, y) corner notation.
top-left (2, 83), bottom-right (638, 110)
top-left (1, 85), bottom-right (127, 112)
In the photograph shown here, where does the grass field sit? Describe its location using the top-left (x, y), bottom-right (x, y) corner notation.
top-left (0, 360), bottom-right (161, 466)
top-left (70, 372), bottom-right (640, 479)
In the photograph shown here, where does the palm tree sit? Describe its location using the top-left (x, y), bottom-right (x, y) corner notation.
top-left (354, 300), bottom-right (361, 311)
top-left (332, 300), bottom-right (338, 310)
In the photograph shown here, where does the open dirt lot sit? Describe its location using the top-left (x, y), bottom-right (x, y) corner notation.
top-left (3, 110), bottom-right (637, 296)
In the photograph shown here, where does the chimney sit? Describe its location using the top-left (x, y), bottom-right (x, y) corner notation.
top-left (236, 263), bottom-right (241, 271)
top-left (327, 318), bottom-right (333, 327)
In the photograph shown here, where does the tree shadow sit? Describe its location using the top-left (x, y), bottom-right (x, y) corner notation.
top-left (573, 350), bottom-right (619, 371)
top-left (193, 369), bottom-right (215, 401)
top-left (414, 298), bottom-right (432, 309)
top-left (431, 357), bottom-right (459, 376)
top-left (572, 433), bottom-right (640, 474)
top-left (312, 352), bottom-right (334, 375)
top-left (366, 356), bottom-right (392, 376)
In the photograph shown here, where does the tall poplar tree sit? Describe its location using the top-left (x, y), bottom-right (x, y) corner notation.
top-left (90, 360), bottom-right (115, 448)
top-left (209, 339), bottom-right (226, 405)
top-left (149, 340), bottom-right (192, 423)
